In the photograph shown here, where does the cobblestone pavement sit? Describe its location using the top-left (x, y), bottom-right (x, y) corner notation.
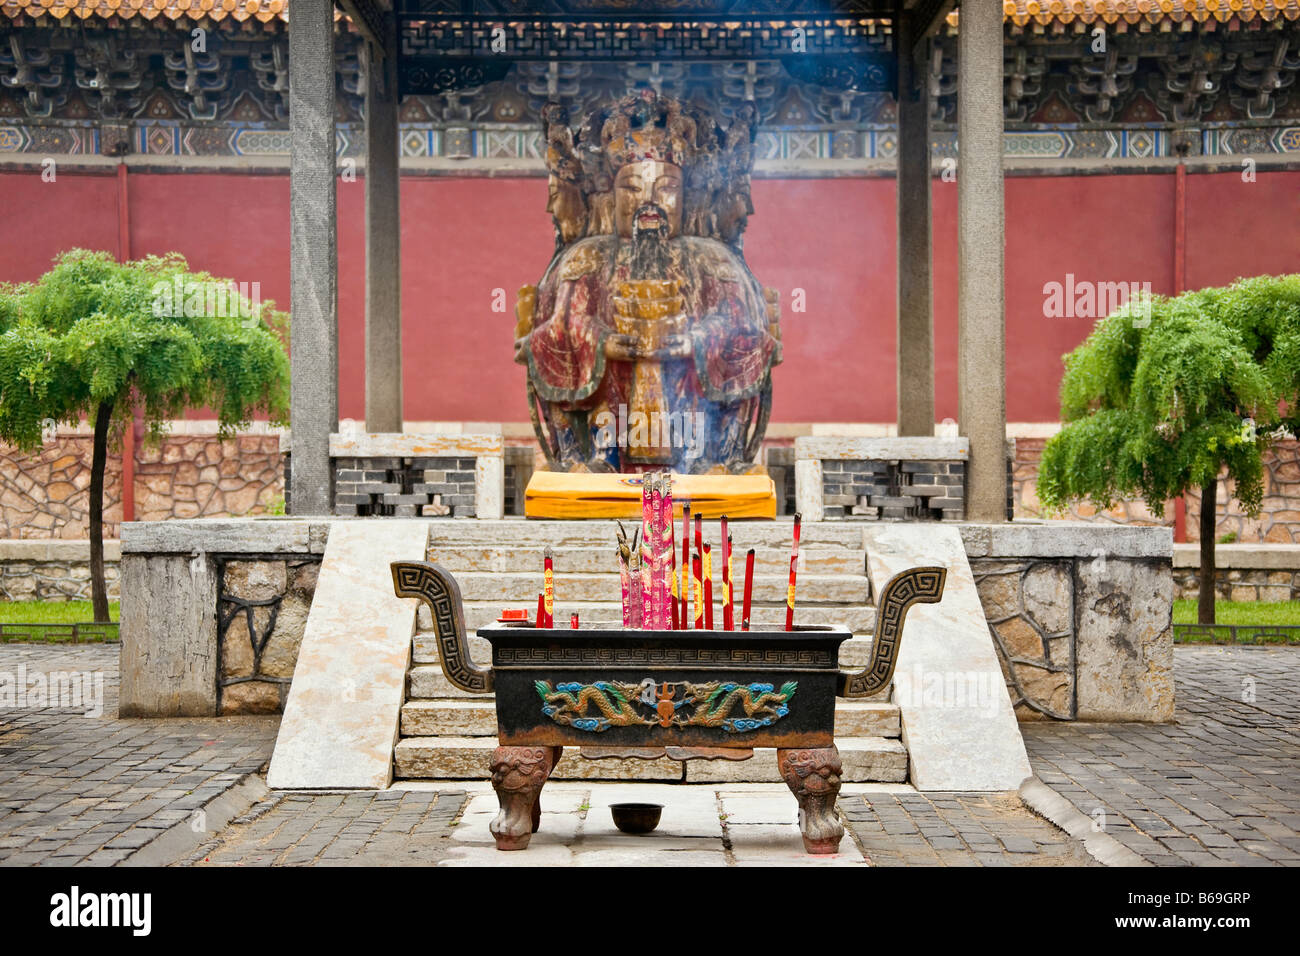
top-left (187, 782), bottom-right (1093, 867)
top-left (186, 789), bottom-right (469, 866)
top-left (0, 643), bottom-right (278, 866)
top-left (3, 642), bottom-right (1297, 867)
top-left (1025, 645), bottom-right (1300, 867)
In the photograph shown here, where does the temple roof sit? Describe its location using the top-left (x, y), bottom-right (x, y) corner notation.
top-left (1, 0), bottom-right (1297, 27)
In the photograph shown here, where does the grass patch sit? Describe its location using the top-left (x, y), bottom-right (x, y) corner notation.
top-left (0, 600), bottom-right (120, 624)
top-left (0, 600), bottom-right (120, 642)
top-left (1173, 599), bottom-right (1300, 626)
top-left (1173, 599), bottom-right (1300, 645)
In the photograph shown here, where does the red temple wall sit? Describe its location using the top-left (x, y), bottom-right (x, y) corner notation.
top-left (1, 167), bottom-right (1296, 424)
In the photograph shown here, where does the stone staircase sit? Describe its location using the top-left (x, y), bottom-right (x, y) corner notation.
top-left (392, 519), bottom-right (908, 784)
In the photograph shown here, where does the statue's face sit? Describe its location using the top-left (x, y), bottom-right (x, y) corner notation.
top-left (614, 160), bottom-right (683, 239)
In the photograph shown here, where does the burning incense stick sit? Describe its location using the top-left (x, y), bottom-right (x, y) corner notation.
top-left (724, 531), bottom-right (735, 631)
top-left (543, 546), bottom-right (554, 629)
top-left (692, 553), bottom-right (704, 629)
top-left (616, 523), bottom-right (632, 628)
top-left (720, 516), bottom-right (731, 631)
top-left (741, 547), bottom-right (755, 631)
top-left (628, 529), bottom-right (642, 629)
top-left (785, 513), bottom-right (802, 632)
top-left (703, 542), bottom-right (714, 630)
top-left (681, 503), bottom-right (691, 629)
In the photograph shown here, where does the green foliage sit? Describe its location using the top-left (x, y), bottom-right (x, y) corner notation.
top-left (0, 249), bottom-right (289, 449)
top-left (1039, 274), bottom-right (1300, 517)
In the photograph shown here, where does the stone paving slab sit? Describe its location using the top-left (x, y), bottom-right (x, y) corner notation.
top-left (0, 644), bottom-right (278, 867)
top-left (1024, 645), bottom-right (1300, 867)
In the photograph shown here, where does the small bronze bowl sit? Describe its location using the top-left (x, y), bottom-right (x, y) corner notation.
top-left (610, 803), bottom-right (663, 834)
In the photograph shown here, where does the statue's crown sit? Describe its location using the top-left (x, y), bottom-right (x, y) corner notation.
top-left (543, 89), bottom-right (758, 246)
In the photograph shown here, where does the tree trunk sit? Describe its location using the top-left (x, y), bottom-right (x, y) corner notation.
top-left (1198, 476), bottom-right (1217, 626)
top-left (89, 400), bottom-right (113, 624)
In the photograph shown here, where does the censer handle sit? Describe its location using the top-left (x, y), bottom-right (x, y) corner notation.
top-left (391, 561), bottom-right (494, 694)
top-left (837, 566), bottom-right (946, 699)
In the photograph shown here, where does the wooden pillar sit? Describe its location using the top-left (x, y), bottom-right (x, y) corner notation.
top-left (364, 13), bottom-right (403, 434)
top-left (896, 10), bottom-right (934, 437)
top-left (956, 0), bottom-right (1007, 522)
top-left (288, 0), bottom-right (338, 514)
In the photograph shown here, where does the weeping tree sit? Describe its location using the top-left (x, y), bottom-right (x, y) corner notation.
top-left (0, 250), bottom-right (290, 622)
top-left (1038, 274), bottom-right (1300, 625)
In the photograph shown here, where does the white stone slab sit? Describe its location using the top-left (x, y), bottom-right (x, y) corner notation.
top-left (795, 458), bottom-right (824, 520)
top-left (328, 432), bottom-right (502, 458)
top-left (266, 520), bottom-right (429, 790)
top-left (795, 436), bottom-right (970, 461)
top-left (475, 454), bottom-right (505, 520)
top-left (862, 524), bottom-right (1032, 792)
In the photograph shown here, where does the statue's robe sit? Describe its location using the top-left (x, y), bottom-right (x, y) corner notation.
top-left (525, 235), bottom-right (778, 468)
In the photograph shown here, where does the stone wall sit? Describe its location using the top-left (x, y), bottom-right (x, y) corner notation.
top-left (0, 430), bottom-right (283, 540)
top-left (217, 557), bottom-right (320, 715)
top-left (0, 434), bottom-right (124, 539)
top-left (0, 540), bottom-right (120, 601)
top-left (961, 524), bottom-right (1174, 723)
top-left (119, 519), bottom-right (328, 717)
top-left (1172, 543), bottom-right (1300, 602)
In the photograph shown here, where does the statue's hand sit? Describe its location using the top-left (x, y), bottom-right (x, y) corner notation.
top-left (604, 332), bottom-right (691, 361)
top-left (512, 335), bottom-right (530, 365)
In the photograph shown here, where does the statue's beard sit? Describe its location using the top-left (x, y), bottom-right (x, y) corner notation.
top-left (628, 205), bottom-right (673, 279)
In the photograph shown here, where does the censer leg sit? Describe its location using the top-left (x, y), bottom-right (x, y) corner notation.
top-left (489, 746), bottom-right (559, 851)
top-left (777, 745), bottom-right (845, 855)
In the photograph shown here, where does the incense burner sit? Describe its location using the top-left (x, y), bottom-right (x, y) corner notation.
top-left (392, 560), bottom-right (945, 854)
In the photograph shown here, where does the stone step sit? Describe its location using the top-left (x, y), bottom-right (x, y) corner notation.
top-left (399, 698), bottom-right (900, 738)
top-left (441, 571), bottom-right (869, 605)
top-left (411, 633), bottom-right (880, 668)
top-left (426, 519), bottom-right (867, 550)
top-left (426, 544), bottom-right (866, 576)
top-left (393, 735), bottom-right (906, 783)
top-left (420, 601), bottom-right (878, 634)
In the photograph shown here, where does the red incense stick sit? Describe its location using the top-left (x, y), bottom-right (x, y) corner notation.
top-left (785, 513), bottom-right (802, 632)
top-left (668, 480), bottom-right (679, 630)
top-left (741, 548), bottom-right (755, 631)
top-left (703, 542), bottom-right (714, 630)
top-left (724, 532), bottom-right (735, 630)
top-left (692, 554), bottom-right (703, 629)
top-left (535, 592), bottom-right (545, 629)
top-left (681, 503), bottom-right (691, 629)
top-left (720, 516), bottom-right (732, 631)
top-left (543, 546), bottom-right (554, 628)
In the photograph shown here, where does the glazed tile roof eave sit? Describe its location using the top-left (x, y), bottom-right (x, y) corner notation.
top-left (1, 0), bottom-right (1298, 27)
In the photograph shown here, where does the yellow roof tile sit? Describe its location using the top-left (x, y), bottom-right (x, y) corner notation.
top-left (0, 0), bottom-right (1296, 26)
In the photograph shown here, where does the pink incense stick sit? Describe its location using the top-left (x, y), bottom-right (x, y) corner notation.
top-left (641, 477), bottom-right (653, 629)
top-left (667, 476), bottom-right (679, 630)
top-left (651, 474), bottom-right (665, 629)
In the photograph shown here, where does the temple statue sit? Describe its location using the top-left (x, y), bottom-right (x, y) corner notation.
top-left (515, 90), bottom-right (782, 474)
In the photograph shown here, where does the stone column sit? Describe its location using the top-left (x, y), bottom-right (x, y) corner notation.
top-left (364, 14), bottom-right (403, 434)
top-left (895, 12), bottom-right (935, 438)
top-left (289, 0), bottom-right (338, 515)
top-left (956, 0), bottom-right (1007, 522)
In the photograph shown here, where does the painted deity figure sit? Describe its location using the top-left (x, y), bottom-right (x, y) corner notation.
top-left (515, 91), bottom-right (782, 473)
